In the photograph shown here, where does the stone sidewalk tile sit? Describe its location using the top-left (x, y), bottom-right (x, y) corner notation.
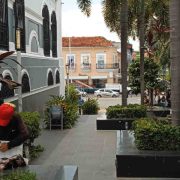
top-left (31, 114), bottom-right (179, 180)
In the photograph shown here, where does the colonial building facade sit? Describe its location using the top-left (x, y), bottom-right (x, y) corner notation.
top-left (0, 0), bottom-right (64, 113)
top-left (62, 36), bottom-right (120, 88)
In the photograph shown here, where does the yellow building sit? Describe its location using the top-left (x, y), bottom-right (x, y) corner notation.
top-left (62, 36), bottom-right (120, 88)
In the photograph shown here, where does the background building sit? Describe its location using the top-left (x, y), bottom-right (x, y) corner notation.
top-left (62, 36), bottom-right (120, 88)
top-left (0, 0), bottom-right (64, 113)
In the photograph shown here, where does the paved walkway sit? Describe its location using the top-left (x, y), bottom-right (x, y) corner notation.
top-left (31, 114), bottom-right (178, 180)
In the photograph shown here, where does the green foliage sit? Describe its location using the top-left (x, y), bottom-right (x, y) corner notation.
top-left (29, 145), bottom-right (44, 160)
top-left (20, 112), bottom-right (41, 144)
top-left (133, 118), bottom-right (180, 151)
top-left (106, 104), bottom-right (147, 119)
top-left (3, 170), bottom-right (36, 180)
top-left (82, 98), bottom-right (100, 115)
top-left (77, 0), bottom-right (91, 17)
top-left (44, 85), bottom-right (79, 129)
top-left (129, 58), bottom-right (160, 94)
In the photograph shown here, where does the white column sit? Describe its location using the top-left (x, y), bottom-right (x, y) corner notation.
top-left (56, 0), bottom-right (65, 97)
top-left (17, 50), bottom-right (22, 112)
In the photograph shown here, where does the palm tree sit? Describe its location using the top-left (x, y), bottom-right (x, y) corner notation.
top-left (139, 0), bottom-right (145, 105)
top-left (0, 51), bottom-right (22, 89)
top-left (121, 0), bottom-right (128, 106)
top-left (170, 0), bottom-right (180, 125)
top-left (77, 0), bottom-right (128, 105)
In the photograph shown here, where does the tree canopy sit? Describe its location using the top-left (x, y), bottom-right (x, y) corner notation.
top-left (128, 58), bottom-right (160, 95)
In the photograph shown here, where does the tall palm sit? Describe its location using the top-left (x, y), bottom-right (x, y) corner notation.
top-left (77, 0), bottom-right (128, 105)
top-left (121, 0), bottom-right (128, 106)
top-left (170, 0), bottom-right (180, 125)
top-left (139, 0), bottom-right (145, 105)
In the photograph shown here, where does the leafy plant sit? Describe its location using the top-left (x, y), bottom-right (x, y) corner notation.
top-left (29, 145), bottom-right (44, 160)
top-left (20, 112), bottom-right (41, 144)
top-left (20, 112), bottom-right (43, 160)
top-left (106, 104), bottom-right (147, 119)
top-left (2, 170), bottom-right (36, 180)
top-left (82, 98), bottom-right (100, 115)
top-left (133, 118), bottom-right (180, 151)
top-left (44, 85), bottom-right (79, 129)
top-left (129, 58), bottom-right (160, 95)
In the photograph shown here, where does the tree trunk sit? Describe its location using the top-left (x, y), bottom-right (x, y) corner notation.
top-left (139, 0), bottom-right (145, 105)
top-left (170, 0), bottom-right (180, 125)
top-left (121, 0), bottom-right (128, 106)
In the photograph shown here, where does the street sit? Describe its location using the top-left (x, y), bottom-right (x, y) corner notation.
top-left (85, 94), bottom-right (141, 110)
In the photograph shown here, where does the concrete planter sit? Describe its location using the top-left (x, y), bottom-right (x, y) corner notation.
top-left (116, 131), bottom-right (180, 178)
top-left (147, 107), bottom-right (170, 117)
top-left (96, 114), bottom-right (135, 130)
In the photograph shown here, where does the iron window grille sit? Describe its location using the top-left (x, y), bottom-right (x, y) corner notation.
top-left (42, 5), bottom-right (50, 57)
top-left (56, 70), bottom-right (60, 84)
top-left (22, 73), bottom-right (30, 93)
top-left (14, 0), bottom-right (26, 52)
top-left (48, 71), bottom-right (54, 86)
top-left (0, 0), bottom-right (9, 50)
top-left (51, 11), bottom-right (57, 57)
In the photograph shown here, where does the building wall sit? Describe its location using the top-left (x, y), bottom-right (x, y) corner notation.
top-left (0, 0), bottom-right (64, 114)
top-left (62, 46), bottom-right (118, 87)
top-left (11, 87), bottom-right (59, 114)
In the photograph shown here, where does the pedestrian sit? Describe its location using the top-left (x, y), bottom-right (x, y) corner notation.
top-left (78, 95), bottom-right (84, 115)
top-left (0, 102), bottom-right (29, 170)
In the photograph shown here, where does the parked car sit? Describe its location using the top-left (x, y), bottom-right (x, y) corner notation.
top-left (75, 89), bottom-right (87, 97)
top-left (94, 88), bottom-right (119, 97)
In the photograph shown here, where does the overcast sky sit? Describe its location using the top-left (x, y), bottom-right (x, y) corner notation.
top-left (62, 0), bottom-right (139, 51)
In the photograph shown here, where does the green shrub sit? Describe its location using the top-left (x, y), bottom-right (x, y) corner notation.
top-left (20, 112), bottom-right (43, 160)
top-left (106, 104), bottom-right (147, 119)
top-left (29, 144), bottom-right (44, 160)
top-left (3, 170), bottom-right (36, 180)
top-left (82, 98), bottom-right (100, 115)
top-left (44, 85), bottom-right (79, 129)
top-left (20, 112), bottom-right (41, 144)
top-left (133, 118), bottom-right (180, 151)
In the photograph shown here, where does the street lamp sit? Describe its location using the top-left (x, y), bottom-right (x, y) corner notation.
top-left (16, 28), bottom-right (22, 112)
top-left (66, 64), bottom-right (70, 96)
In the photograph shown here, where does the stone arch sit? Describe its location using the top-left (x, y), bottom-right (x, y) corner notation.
top-left (47, 68), bottom-right (54, 86)
top-left (1, 70), bottom-right (14, 99)
top-left (21, 69), bottom-right (31, 93)
top-left (29, 30), bottom-right (40, 53)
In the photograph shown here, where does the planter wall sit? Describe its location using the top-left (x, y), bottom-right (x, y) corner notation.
top-left (116, 131), bottom-right (180, 178)
top-left (147, 108), bottom-right (170, 117)
top-left (96, 118), bottom-right (135, 130)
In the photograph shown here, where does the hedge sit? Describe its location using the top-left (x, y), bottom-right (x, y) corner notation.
top-left (133, 118), bottom-right (180, 151)
top-left (106, 104), bottom-right (147, 119)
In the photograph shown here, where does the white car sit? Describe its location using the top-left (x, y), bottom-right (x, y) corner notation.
top-left (94, 88), bottom-right (119, 97)
top-left (75, 89), bottom-right (87, 97)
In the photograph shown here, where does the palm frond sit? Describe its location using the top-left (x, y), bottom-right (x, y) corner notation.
top-left (0, 77), bottom-right (21, 90)
top-left (77, 0), bottom-right (91, 17)
top-left (0, 51), bottom-right (15, 60)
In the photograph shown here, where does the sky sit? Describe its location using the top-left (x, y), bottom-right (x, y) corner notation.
top-left (62, 0), bottom-right (139, 51)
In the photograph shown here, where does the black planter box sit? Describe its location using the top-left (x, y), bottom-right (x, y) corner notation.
top-left (96, 117), bottom-right (135, 130)
top-left (147, 107), bottom-right (170, 117)
top-left (116, 131), bottom-right (180, 178)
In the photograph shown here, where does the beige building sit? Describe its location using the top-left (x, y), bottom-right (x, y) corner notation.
top-left (62, 36), bottom-right (120, 88)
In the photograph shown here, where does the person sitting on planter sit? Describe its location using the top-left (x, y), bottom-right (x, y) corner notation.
top-left (159, 96), bottom-right (167, 107)
top-left (0, 103), bottom-right (29, 170)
